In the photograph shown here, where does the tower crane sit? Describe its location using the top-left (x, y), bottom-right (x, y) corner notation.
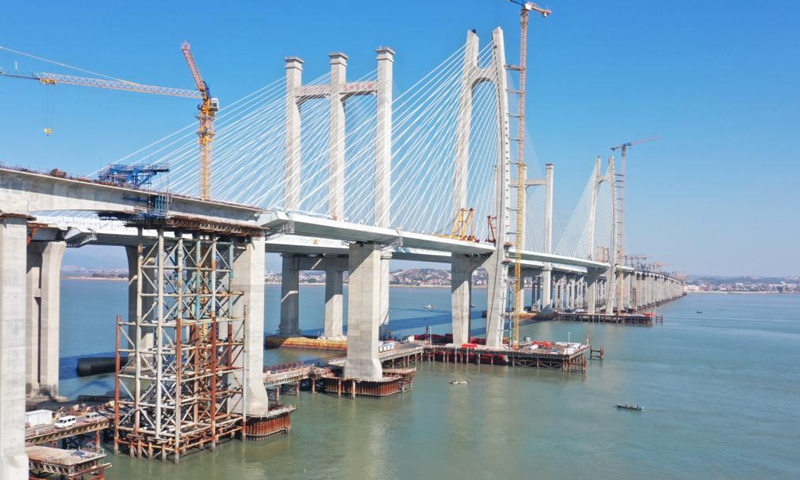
top-left (610, 135), bottom-right (659, 312)
top-left (181, 42), bottom-right (218, 201)
top-left (1, 43), bottom-right (217, 199)
top-left (506, 1), bottom-right (551, 348)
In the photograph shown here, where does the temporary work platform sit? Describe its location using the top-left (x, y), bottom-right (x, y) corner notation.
top-left (114, 228), bottom-right (248, 462)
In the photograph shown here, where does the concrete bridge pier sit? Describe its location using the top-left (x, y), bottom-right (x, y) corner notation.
top-left (586, 270), bottom-right (600, 314)
top-left (324, 264), bottom-right (345, 339)
top-left (378, 249), bottom-right (391, 340)
top-left (344, 242), bottom-right (384, 380)
top-left (556, 274), bottom-right (567, 311)
top-left (637, 274), bottom-right (643, 307)
top-left (1, 215), bottom-right (30, 480)
top-left (451, 254), bottom-right (484, 346)
top-left (231, 236), bottom-right (271, 416)
top-left (540, 266), bottom-right (552, 311)
top-left (25, 240), bottom-right (65, 400)
top-left (279, 254), bottom-right (301, 335)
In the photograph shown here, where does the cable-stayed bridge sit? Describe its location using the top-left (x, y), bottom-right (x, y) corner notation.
top-left (0, 27), bottom-right (682, 477)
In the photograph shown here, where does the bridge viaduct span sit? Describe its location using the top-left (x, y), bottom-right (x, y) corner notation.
top-left (0, 27), bottom-right (683, 477)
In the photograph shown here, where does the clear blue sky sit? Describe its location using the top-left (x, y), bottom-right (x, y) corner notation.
top-left (1, 1), bottom-right (798, 276)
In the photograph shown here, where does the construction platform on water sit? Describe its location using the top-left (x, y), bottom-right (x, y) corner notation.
top-left (260, 339), bottom-right (593, 400)
top-left (264, 335), bottom-right (347, 350)
top-left (556, 312), bottom-right (663, 325)
top-left (27, 445), bottom-right (111, 480)
top-left (424, 342), bottom-right (590, 371)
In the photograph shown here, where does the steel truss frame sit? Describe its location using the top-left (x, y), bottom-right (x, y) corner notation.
top-left (114, 229), bottom-right (246, 463)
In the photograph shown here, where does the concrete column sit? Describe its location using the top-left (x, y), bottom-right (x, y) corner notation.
top-left (378, 249), bottom-right (391, 339)
top-left (375, 47), bottom-right (394, 228)
top-left (625, 272), bottom-right (633, 309)
top-left (344, 243), bottom-right (382, 380)
top-left (634, 273), bottom-right (642, 310)
top-left (279, 254), bottom-right (300, 335)
top-left (451, 255), bottom-right (482, 346)
top-left (284, 57), bottom-right (303, 211)
top-left (586, 270), bottom-right (600, 314)
top-left (1, 216), bottom-right (29, 480)
top-left (329, 53), bottom-right (347, 220)
top-left (231, 236), bottom-right (270, 416)
top-left (514, 270), bottom-right (526, 313)
top-left (26, 241), bottom-right (65, 399)
top-left (324, 268), bottom-right (344, 338)
top-left (568, 276), bottom-right (576, 309)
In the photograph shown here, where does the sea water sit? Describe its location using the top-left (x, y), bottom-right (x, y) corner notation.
top-left (58, 280), bottom-right (800, 479)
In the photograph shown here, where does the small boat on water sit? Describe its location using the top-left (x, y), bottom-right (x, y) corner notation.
top-left (450, 379), bottom-right (469, 385)
top-left (616, 403), bottom-right (643, 411)
top-left (423, 304), bottom-right (434, 309)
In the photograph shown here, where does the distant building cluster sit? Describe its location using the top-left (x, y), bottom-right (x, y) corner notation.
top-left (264, 268), bottom-right (491, 287)
top-left (686, 276), bottom-right (799, 293)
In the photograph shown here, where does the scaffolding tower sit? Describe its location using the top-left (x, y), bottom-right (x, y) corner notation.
top-left (114, 229), bottom-right (246, 463)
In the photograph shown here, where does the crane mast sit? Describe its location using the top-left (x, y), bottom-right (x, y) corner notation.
top-left (610, 135), bottom-right (660, 312)
top-left (508, 1), bottom-right (550, 348)
top-left (181, 42), bottom-right (218, 201)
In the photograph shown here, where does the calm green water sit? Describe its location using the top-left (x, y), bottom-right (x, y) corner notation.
top-left (59, 280), bottom-right (800, 479)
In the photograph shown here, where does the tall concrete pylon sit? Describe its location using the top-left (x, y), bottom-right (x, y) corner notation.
top-left (585, 156), bottom-right (605, 314)
top-left (375, 47), bottom-right (394, 338)
top-left (283, 49), bottom-right (394, 340)
top-left (451, 30), bottom-right (501, 346)
top-left (449, 28), bottom-right (511, 348)
top-left (540, 163), bottom-right (554, 311)
top-left (485, 27), bottom-right (512, 348)
top-left (343, 46), bottom-right (395, 378)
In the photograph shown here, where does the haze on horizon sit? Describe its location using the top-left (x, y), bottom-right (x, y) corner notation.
top-left (1, 0), bottom-right (797, 277)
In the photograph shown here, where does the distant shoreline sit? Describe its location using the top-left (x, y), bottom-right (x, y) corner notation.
top-left (688, 291), bottom-right (798, 295)
top-left (63, 276), bottom-right (126, 282)
top-left (63, 277), bottom-right (480, 289)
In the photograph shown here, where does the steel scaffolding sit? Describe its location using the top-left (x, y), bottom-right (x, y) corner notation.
top-left (114, 229), bottom-right (245, 463)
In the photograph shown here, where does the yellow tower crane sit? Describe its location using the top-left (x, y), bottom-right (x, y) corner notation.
top-left (1, 43), bottom-right (216, 200)
top-left (181, 42), bottom-right (218, 201)
top-left (506, 1), bottom-right (551, 348)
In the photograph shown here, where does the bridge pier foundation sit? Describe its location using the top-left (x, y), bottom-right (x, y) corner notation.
top-left (1, 215), bottom-right (29, 480)
top-left (279, 254), bottom-right (301, 335)
top-left (25, 240), bottom-right (65, 400)
top-left (344, 243), bottom-right (383, 380)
